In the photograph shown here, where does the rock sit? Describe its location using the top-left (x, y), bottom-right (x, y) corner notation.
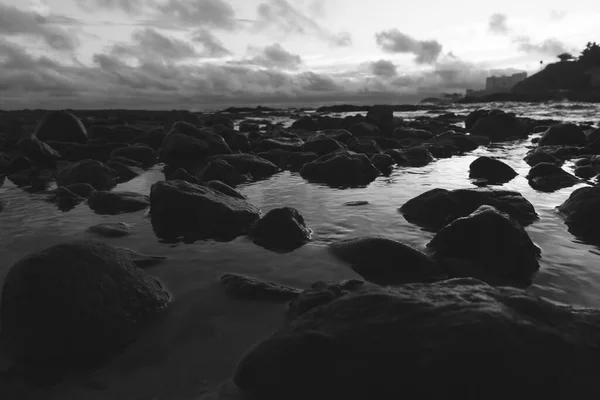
top-left (56, 160), bottom-right (117, 191)
top-left (343, 201), bottom-right (369, 206)
top-left (115, 247), bottom-right (168, 269)
top-left (0, 241), bottom-right (170, 378)
top-left (366, 105), bottom-right (394, 135)
top-left (88, 191), bottom-right (150, 215)
top-left (392, 127), bottom-right (433, 140)
top-left (526, 162), bottom-right (581, 192)
top-left (18, 137), bottom-right (61, 167)
top-left (160, 122), bottom-right (231, 166)
top-left (287, 280), bottom-right (366, 321)
top-left (109, 145), bottom-right (157, 167)
top-left (524, 146), bottom-right (580, 166)
top-left (88, 222), bottom-right (133, 237)
top-left (205, 180), bottom-right (246, 199)
top-left (302, 137), bottom-right (346, 156)
top-left (399, 147), bottom-right (434, 167)
top-left (291, 116), bottom-right (318, 131)
top-left (234, 278), bottom-right (600, 400)
top-left (349, 122), bottom-right (380, 137)
top-left (196, 159), bottom-right (245, 187)
top-left (300, 151), bottom-right (381, 187)
top-left (427, 206), bottom-right (540, 286)
top-left (207, 154), bottom-right (280, 179)
top-left (538, 123), bottom-right (587, 147)
top-left (310, 129), bottom-right (353, 144)
top-left (558, 186), bottom-right (600, 243)
top-left (469, 156), bottom-right (518, 184)
top-left (239, 121), bottom-right (260, 132)
top-left (106, 160), bottom-right (143, 183)
top-left (329, 236), bottom-right (444, 285)
top-left (250, 207), bottom-right (312, 251)
top-left (261, 138), bottom-right (304, 152)
top-left (574, 158), bottom-right (592, 167)
top-left (62, 182), bottom-right (96, 198)
top-left (220, 273), bottom-right (302, 302)
top-left (62, 142), bottom-right (128, 163)
top-left (149, 180), bottom-right (261, 241)
top-left (468, 109), bottom-right (528, 142)
top-left (33, 111), bottom-right (88, 143)
top-left (370, 154), bottom-right (395, 174)
top-left (400, 188), bottom-right (538, 230)
top-left (383, 149), bottom-right (408, 164)
top-left (574, 165), bottom-right (597, 179)
top-left (204, 114), bottom-right (234, 130)
top-left (348, 137), bottom-right (381, 155)
top-left (1, 155), bottom-right (33, 175)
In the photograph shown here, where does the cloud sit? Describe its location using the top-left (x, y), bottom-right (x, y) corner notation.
top-left (549, 10), bottom-right (567, 21)
top-left (374, 29), bottom-right (442, 64)
top-left (0, 4), bottom-right (78, 51)
top-left (108, 28), bottom-right (199, 62)
top-left (190, 29), bottom-right (232, 57)
top-left (255, 0), bottom-right (352, 47)
top-left (76, 0), bottom-right (147, 14)
top-left (244, 43), bottom-right (302, 69)
top-left (370, 60), bottom-right (397, 78)
top-left (488, 13), bottom-right (509, 34)
top-left (513, 36), bottom-right (569, 56)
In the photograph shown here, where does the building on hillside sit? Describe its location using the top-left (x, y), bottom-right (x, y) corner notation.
top-left (585, 67), bottom-right (600, 87)
top-left (485, 72), bottom-right (528, 93)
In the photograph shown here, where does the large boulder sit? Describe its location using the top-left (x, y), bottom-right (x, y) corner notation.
top-left (250, 207), bottom-right (312, 252)
top-left (526, 162), bottom-right (581, 192)
top-left (366, 105), bottom-right (394, 135)
top-left (18, 137), bottom-right (61, 168)
top-left (160, 121), bottom-right (231, 166)
top-left (33, 111), bottom-right (88, 143)
top-left (234, 278), bottom-right (600, 400)
top-left (538, 123), bottom-right (587, 147)
top-left (524, 146), bottom-right (580, 166)
top-left (286, 280), bottom-right (366, 321)
top-left (220, 273), bottom-right (302, 302)
top-left (469, 156), bottom-right (518, 185)
top-left (349, 122), bottom-right (380, 137)
top-left (558, 185), bottom-right (600, 244)
top-left (399, 188), bottom-right (538, 230)
top-left (149, 180), bottom-right (261, 241)
top-left (467, 110), bottom-right (528, 142)
top-left (290, 116), bottom-right (318, 131)
top-left (196, 159), bottom-right (246, 187)
top-left (87, 191), bottom-right (150, 215)
top-left (399, 147), bottom-right (434, 167)
top-left (0, 241), bottom-right (170, 377)
top-left (207, 154), bottom-right (280, 179)
top-left (392, 127), bottom-right (433, 140)
top-left (300, 151), bottom-right (381, 187)
top-left (56, 159), bottom-right (117, 191)
top-left (302, 137), bottom-right (346, 156)
top-left (427, 206), bottom-right (541, 287)
top-left (329, 236), bottom-right (444, 285)
top-left (109, 145), bottom-right (157, 168)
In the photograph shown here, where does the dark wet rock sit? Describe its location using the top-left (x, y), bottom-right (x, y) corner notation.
top-left (467, 109), bottom-right (528, 142)
top-left (290, 116), bottom-right (318, 131)
top-left (220, 273), bottom-right (302, 302)
top-left (366, 105), bottom-right (394, 135)
top-left (235, 278), bottom-right (600, 400)
top-left (558, 186), bottom-right (600, 244)
top-left (287, 280), bottom-right (366, 321)
top-left (538, 123), bottom-right (587, 147)
top-left (344, 200), bottom-right (369, 206)
top-left (1, 155), bottom-right (33, 175)
top-left (524, 146), bottom-right (580, 166)
top-left (349, 122), bottom-right (380, 137)
top-left (399, 147), bottom-right (434, 167)
top-left (371, 154), bottom-right (394, 175)
top-left (524, 149), bottom-right (563, 166)
top-left (33, 111), bottom-right (88, 143)
top-left (427, 205), bottom-right (541, 287)
top-left (574, 158), bottom-right (592, 167)
top-left (204, 114), bottom-right (234, 130)
top-left (62, 142), bottom-right (128, 163)
top-left (109, 156), bottom-right (143, 168)
top-left (62, 182), bottom-right (96, 198)
top-left (0, 240), bottom-right (170, 379)
top-left (109, 145), bottom-right (156, 168)
top-left (88, 222), bottom-right (133, 237)
top-left (383, 149), bottom-right (408, 164)
top-left (160, 122), bottom-right (231, 166)
top-left (400, 188), bottom-right (538, 231)
top-left (310, 129), bottom-right (353, 145)
top-left (88, 191), bottom-right (150, 215)
top-left (133, 129), bottom-right (166, 151)
top-left (205, 180), bottom-right (246, 199)
top-left (469, 156), bottom-right (518, 184)
top-left (18, 137), bottom-right (61, 168)
top-left (526, 162), bottom-right (581, 192)
top-left (329, 236), bottom-right (444, 285)
top-left (261, 137), bottom-right (304, 152)
top-left (115, 247), bottom-right (168, 269)
top-left (300, 151), bottom-right (380, 187)
top-left (392, 127), bottom-right (433, 140)
top-left (443, 134), bottom-right (480, 152)
top-left (424, 139), bottom-right (460, 159)
top-left (56, 160), bottom-right (117, 191)
top-left (106, 161), bottom-right (143, 183)
top-left (149, 180), bottom-right (261, 241)
top-left (165, 167), bottom-right (200, 184)
top-left (226, 131), bottom-right (252, 153)
top-left (348, 137), bottom-right (381, 155)
top-left (250, 207), bottom-right (311, 252)
top-left (196, 159), bottom-right (245, 187)
top-left (372, 136), bottom-right (403, 150)
top-left (574, 165), bottom-right (597, 179)
top-left (302, 137), bottom-right (346, 156)
top-left (239, 121), bottom-right (260, 132)
top-left (207, 154), bottom-right (280, 179)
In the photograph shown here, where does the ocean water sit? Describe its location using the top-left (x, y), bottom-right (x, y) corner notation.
top-left (1, 102), bottom-right (600, 399)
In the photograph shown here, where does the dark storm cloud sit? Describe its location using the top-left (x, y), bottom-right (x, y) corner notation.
top-left (370, 60), bottom-right (397, 78)
top-left (374, 29), bottom-right (442, 64)
top-left (255, 0), bottom-right (352, 47)
top-left (0, 4), bottom-right (78, 51)
top-left (190, 29), bottom-right (232, 57)
top-left (243, 43), bottom-right (303, 69)
top-left (488, 13), bottom-right (509, 34)
top-left (109, 28), bottom-right (199, 62)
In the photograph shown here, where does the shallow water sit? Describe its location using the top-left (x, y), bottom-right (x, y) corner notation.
top-left (1, 103), bottom-right (600, 399)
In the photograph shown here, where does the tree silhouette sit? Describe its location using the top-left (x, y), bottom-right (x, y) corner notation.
top-left (579, 42), bottom-right (600, 66)
top-left (557, 52), bottom-right (574, 62)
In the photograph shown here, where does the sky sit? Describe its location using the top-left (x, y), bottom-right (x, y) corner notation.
top-left (0, 0), bottom-right (599, 110)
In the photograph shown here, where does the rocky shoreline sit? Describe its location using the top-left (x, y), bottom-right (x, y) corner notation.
top-left (2, 105), bottom-right (600, 399)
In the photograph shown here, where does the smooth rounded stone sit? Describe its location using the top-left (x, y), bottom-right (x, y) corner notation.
top-left (424, 139), bottom-right (460, 159)
top-left (1, 155), bottom-right (33, 175)
top-left (108, 155), bottom-right (142, 167)
top-left (87, 191), bottom-right (150, 215)
top-left (61, 142), bottom-right (128, 163)
top-left (220, 273), bottom-right (302, 302)
top-left (348, 137), bottom-right (382, 155)
top-left (0, 240), bottom-right (171, 379)
top-left (206, 154), bottom-right (280, 179)
top-left (349, 122), bottom-right (380, 137)
top-left (526, 162), bottom-right (582, 192)
top-left (538, 123), bottom-right (587, 146)
top-left (160, 122), bottom-right (231, 166)
top-left (343, 200), bottom-right (369, 206)
top-left (469, 156), bottom-right (518, 184)
top-left (329, 236), bottom-right (445, 285)
top-left (250, 207), bottom-right (312, 252)
top-left (239, 121), bottom-right (260, 132)
top-left (235, 278), bottom-right (600, 400)
top-left (444, 133), bottom-right (480, 152)
top-left (226, 131), bottom-right (252, 152)
top-left (286, 280), bottom-right (366, 321)
top-left (196, 159), bottom-right (245, 187)
top-left (56, 159), bottom-right (118, 191)
top-left (366, 105), bottom-right (394, 131)
top-left (109, 145), bottom-right (157, 167)
top-left (383, 148), bottom-right (408, 164)
top-left (391, 127), bottom-right (434, 140)
top-left (150, 180), bottom-right (261, 241)
top-left (302, 137), bottom-right (346, 156)
top-left (33, 110), bottom-right (88, 143)
top-left (299, 151), bottom-right (381, 187)
top-left (309, 129), bottom-right (353, 145)
top-left (204, 113), bottom-right (234, 130)
top-left (205, 180), bottom-right (246, 199)
top-left (88, 222), bottom-right (133, 237)
top-left (524, 145), bottom-right (580, 166)
top-left (61, 182), bottom-right (96, 198)
top-left (574, 157), bottom-right (592, 167)
top-left (261, 137), bottom-right (305, 152)
top-left (18, 137), bottom-right (61, 167)
top-left (574, 165), bottom-right (597, 179)
top-left (373, 136), bottom-right (403, 150)
top-left (106, 160), bottom-right (143, 183)
top-left (427, 205), bottom-right (541, 287)
top-left (399, 147), bottom-right (434, 167)
top-left (115, 247), bottom-right (168, 269)
top-left (558, 186), bottom-right (600, 244)
top-left (399, 188), bottom-right (538, 231)
top-left (370, 153), bottom-right (395, 175)
top-left (7, 168), bottom-right (53, 192)
top-left (467, 109), bottom-right (528, 142)
top-left (290, 116), bottom-right (318, 131)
